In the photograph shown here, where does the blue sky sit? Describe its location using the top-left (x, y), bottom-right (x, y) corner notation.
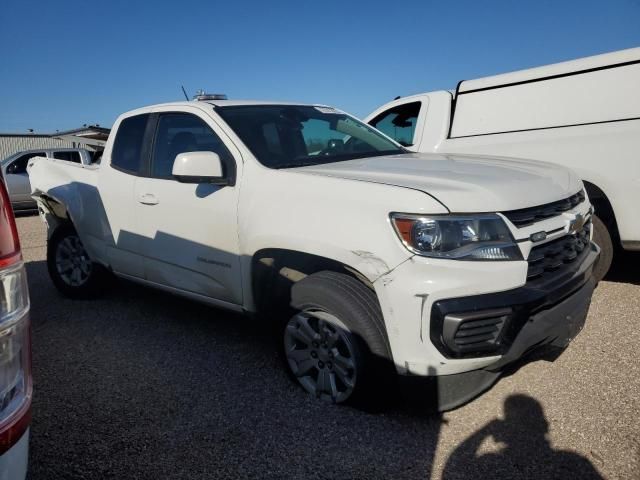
top-left (1, 0), bottom-right (639, 133)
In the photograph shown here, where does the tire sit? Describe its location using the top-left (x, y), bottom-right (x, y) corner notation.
top-left (591, 215), bottom-right (613, 283)
top-left (285, 271), bottom-right (394, 406)
top-left (47, 224), bottom-right (109, 298)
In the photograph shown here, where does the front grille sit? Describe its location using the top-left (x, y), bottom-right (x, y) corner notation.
top-left (527, 220), bottom-right (591, 282)
top-left (503, 190), bottom-right (586, 227)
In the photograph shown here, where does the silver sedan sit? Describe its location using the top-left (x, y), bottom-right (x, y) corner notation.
top-left (1, 148), bottom-right (92, 210)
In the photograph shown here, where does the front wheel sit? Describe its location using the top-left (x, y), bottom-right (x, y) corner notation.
top-left (285, 271), bottom-right (394, 406)
top-left (591, 215), bottom-right (613, 283)
top-left (47, 225), bottom-right (109, 298)
top-left (284, 310), bottom-right (362, 403)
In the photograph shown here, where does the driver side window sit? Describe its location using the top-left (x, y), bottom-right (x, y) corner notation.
top-left (369, 102), bottom-right (421, 147)
top-left (151, 113), bottom-right (234, 179)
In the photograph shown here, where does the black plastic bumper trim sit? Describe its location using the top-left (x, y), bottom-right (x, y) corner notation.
top-left (434, 278), bottom-right (594, 411)
top-left (430, 243), bottom-right (599, 359)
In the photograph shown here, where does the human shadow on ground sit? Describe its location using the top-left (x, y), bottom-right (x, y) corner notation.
top-left (442, 394), bottom-right (603, 480)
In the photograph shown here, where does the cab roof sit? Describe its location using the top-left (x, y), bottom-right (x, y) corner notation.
top-left (149, 99), bottom-right (325, 109)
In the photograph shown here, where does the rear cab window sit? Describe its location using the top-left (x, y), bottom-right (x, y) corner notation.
top-left (111, 114), bottom-right (150, 174)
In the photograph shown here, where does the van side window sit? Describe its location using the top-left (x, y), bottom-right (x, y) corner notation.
top-left (111, 114), bottom-right (150, 174)
top-left (369, 102), bottom-right (421, 147)
top-left (150, 113), bottom-right (233, 179)
top-left (7, 152), bottom-right (46, 174)
top-left (53, 151), bottom-right (81, 163)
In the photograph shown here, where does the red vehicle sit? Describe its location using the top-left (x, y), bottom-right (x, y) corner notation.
top-left (0, 173), bottom-right (32, 478)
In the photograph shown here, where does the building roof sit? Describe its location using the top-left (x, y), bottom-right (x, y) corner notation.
top-left (0, 124), bottom-right (110, 140)
top-left (54, 125), bottom-right (111, 139)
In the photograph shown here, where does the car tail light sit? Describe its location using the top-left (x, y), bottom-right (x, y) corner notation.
top-left (0, 179), bottom-right (21, 269)
top-left (0, 178), bottom-right (31, 454)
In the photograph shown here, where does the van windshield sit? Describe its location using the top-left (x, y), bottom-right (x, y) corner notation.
top-left (216, 105), bottom-right (404, 169)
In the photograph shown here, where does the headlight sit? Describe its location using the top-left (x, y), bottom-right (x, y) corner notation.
top-left (390, 213), bottom-right (522, 260)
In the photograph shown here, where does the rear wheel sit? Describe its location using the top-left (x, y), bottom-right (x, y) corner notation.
top-left (47, 225), bottom-right (109, 298)
top-left (285, 271), bottom-right (394, 405)
top-left (591, 215), bottom-right (613, 283)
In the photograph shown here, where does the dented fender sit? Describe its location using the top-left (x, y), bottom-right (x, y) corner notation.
top-left (27, 156), bottom-right (108, 260)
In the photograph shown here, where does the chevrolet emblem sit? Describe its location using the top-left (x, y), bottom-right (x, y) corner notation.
top-left (569, 213), bottom-right (586, 235)
top-left (530, 231), bottom-right (547, 242)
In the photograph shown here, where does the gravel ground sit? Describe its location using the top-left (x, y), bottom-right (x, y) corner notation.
top-left (16, 214), bottom-right (639, 480)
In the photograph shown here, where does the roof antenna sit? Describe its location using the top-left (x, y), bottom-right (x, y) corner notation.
top-left (181, 85), bottom-right (190, 100)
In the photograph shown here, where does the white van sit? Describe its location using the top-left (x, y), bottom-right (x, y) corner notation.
top-left (366, 47), bottom-right (640, 281)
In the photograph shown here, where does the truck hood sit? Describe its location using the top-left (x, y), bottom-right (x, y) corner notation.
top-left (292, 153), bottom-right (581, 212)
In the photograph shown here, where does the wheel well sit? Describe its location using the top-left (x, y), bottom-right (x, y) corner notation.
top-left (37, 194), bottom-right (69, 220)
top-left (251, 249), bottom-right (374, 317)
top-left (583, 181), bottom-right (620, 245)
top-left (36, 195), bottom-right (73, 238)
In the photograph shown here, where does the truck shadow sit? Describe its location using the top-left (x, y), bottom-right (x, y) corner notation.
top-left (13, 208), bottom-right (39, 218)
top-left (24, 257), bottom-right (606, 480)
top-left (25, 180), bottom-right (607, 479)
top-left (603, 250), bottom-right (640, 286)
top-left (25, 259), bottom-right (444, 479)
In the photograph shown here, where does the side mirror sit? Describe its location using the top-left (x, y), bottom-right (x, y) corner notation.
top-left (172, 151), bottom-right (227, 185)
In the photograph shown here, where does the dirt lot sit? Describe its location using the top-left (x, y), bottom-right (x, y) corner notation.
top-left (17, 214), bottom-right (638, 479)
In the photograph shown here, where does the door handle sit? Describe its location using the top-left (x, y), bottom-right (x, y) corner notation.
top-left (138, 193), bottom-right (159, 205)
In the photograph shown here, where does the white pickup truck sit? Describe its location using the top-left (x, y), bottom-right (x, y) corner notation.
top-left (366, 47), bottom-right (640, 282)
top-left (28, 96), bottom-right (598, 410)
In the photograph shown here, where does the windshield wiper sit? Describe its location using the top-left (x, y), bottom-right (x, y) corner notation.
top-left (275, 150), bottom-right (403, 169)
top-left (275, 161), bottom-right (322, 169)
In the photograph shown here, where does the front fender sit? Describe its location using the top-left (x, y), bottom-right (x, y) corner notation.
top-left (237, 165), bottom-right (447, 310)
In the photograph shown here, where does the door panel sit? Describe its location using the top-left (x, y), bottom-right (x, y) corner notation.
top-left (5, 174), bottom-right (31, 204)
top-left (99, 165), bottom-right (143, 277)
top-left (134, 109), bottom-right (243, 304)
top-left (5, 152), bottom-right (44, 205)
top-left (99, 113), bottom-right (152, 278)
top-left (135, 178), bottom-right (241, 303)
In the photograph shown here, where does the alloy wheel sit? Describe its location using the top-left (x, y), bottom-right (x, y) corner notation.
top-left (55, 235), bottom-right (92, 287)
top-left (284, 310), bottom-right (358, 403)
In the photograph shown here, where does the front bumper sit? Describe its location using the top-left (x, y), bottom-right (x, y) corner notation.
top-left (374, 240), bottom-right (598, 410)
top-left (435, 277), bottom-right (594, 410)
top-left (430, 242), bottom-right (597, 362)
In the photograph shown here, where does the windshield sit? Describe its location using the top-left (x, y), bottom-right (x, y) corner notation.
top-left (216, 105), bottom-right (404, 169)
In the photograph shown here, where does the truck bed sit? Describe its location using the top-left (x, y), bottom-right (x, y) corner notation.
top-left (28, 156), bottom-right (103, 240)
top-left (29, 156), bottom-right (100, 197)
